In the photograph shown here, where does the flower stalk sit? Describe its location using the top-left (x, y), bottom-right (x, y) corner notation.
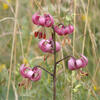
top-left (56, 55), bottom-right (71, 64)
top-left (36, 65), bottom-right (53, 76)
top-left (52, 26), bottom-right (57, 100)
top-left (19, 12), bottom-right (89, 100)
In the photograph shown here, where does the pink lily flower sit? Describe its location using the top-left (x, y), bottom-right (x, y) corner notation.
top-left (32, 13), bottom-right (54, 27)
top-left (68, 55), bottom-right (88, 70)
top-left (20, 64), bottom-right (42, 81)
top-left (38, 38), bottom-right (61, 53)
top-left (54, 24), bottom-right (74, 36)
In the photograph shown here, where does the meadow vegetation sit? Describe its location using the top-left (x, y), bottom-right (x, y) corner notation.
top-left (0, 0), bottom-right (100, 100)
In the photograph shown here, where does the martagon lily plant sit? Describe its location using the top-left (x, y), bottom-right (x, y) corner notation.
top-left (19, 12), bottom-right (88, 100)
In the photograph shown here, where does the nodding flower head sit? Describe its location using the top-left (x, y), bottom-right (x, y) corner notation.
top-left (32, 12), bottom-right (54, 27)
top-left (44, 14), bottom-right (54, 27)
top-left (38, 38), bottom-right (61, 53)
top-left (54, 24), bottom-right (74, 36)
top-left (20, 64), bottom-right (42, 82)
top-left (68, 55), bottom-right (88, 70)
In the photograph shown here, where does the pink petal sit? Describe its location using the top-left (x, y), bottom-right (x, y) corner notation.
top-left (76, 59), bottom-right (83, 69)
top-left (20, 64), bottom-right (32, 78)
top-left (64, 26), bottom-right (70, 35)
top-left (39, 16), bottom-right (45, 26)
top-left (80, 55), bottom-right (88, 67)
top-left (39, 39), bottom-right (61, 53)
top-left (31, 67), bottom-right (42, 81)
top-left (68, 57), bottom-right (76, 70)
top-left (68, 25), bottom-right (74, 33)
top-left (49, 41), bottom-right (61, 53)
top-left (32, 12), bottom-right (40, 25)
top-left (61, 27), bottom-right (66, 35)
top-left (56, 41), bottom-right (61, 52)
top-left (54, 25), bottom-right (72, 36)
top-left (54, 26), bottom-right (63, 36)
top-left (26, 70), bottom-right (34, 79)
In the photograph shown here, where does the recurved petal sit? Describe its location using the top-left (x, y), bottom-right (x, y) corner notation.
top-left (20, 64), bottom-right (32, 78)
top-left (44, 14), bottom-right (54, 27)
top-left (68, 57), bottom-right (76, 70)
top-left (56, 41), bottom-right (61, 52)
top-left (69, 25), bottom-right (74, 33)
top-left (80, 55), bottom-right (88, 67)
top-left (48, 41), bottom-right (61, 53)
top-left (76, 59), bottom-right (83, 69)
top-left (32, 12), bottom-right (40, 25)
top-left (54, 26), bottom-right (63, 36)
top-left (26, 70), bottom-right (34, 79)
top-left (39, 16), bottom-right (45, 26)
top-left (31, 67), bottom-right (42, 81)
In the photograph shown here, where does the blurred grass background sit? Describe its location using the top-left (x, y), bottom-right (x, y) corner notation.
top-left (0, 0), bottom-right (100, 100)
